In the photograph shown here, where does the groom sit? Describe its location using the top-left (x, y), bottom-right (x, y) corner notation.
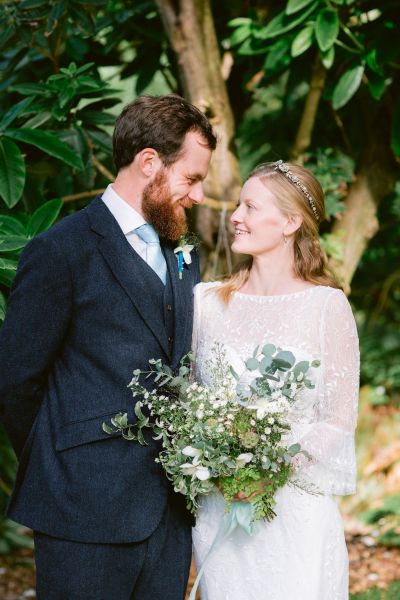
top-left (0, 95), bottom-right (216, 599)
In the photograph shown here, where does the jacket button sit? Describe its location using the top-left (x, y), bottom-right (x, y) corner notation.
top-left (168, 336), bottom-right (173, 344)
top-left (167, 304), bottom-right (172, 312)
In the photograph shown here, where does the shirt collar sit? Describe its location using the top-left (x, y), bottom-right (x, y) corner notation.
top-left (102, 184), bottom-right (146, 235)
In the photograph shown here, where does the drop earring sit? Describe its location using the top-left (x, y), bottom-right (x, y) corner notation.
top-left (283, 234), bottom-right (288, 245)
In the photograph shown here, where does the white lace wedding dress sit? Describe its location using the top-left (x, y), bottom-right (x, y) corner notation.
top-left (191, 282), bottom-right (359, 600)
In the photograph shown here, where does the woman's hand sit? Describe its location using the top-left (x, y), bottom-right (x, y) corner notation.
top-left (216, 478), bottom-right (270, 502)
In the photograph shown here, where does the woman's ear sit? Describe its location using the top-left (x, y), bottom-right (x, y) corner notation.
top-left (283, 214), bottom-right (302, 237)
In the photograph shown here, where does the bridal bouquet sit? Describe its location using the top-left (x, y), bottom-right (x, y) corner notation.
top-left (104, 343), bottom-right (320, 523)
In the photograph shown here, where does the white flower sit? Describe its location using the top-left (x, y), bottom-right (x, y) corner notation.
top-left (247, 398), bottom-right (271, 419)
top-left (196, 410), bottom-right (204, 419)
top-left (174, 243), bottom-right (194, 264)
top-left (235, 452), bottom-right (254, 468)
top-left (180, 461), bottom-right (210, 480)
top-left (182, 446), bottom-right (202, 458)
top-left (268, 417), bottom-right (275, 424)
top-left (264, 427), bottom-right (271, 434)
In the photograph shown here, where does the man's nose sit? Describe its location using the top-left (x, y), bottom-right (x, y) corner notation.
top-left (188, 182), bottom-right (204, 205)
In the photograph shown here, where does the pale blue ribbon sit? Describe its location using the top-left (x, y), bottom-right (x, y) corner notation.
top-left (189, 501), bottom-right (257, 600)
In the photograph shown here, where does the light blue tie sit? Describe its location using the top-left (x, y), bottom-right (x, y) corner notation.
top-left (135, 223), bottom-right (167, 285)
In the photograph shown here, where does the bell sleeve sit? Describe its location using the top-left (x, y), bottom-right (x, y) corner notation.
top-left (294, 289), bottom-right (360, 495)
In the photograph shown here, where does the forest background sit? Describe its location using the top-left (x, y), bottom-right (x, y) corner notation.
top-left (0, 0), bottom-right (399, 595)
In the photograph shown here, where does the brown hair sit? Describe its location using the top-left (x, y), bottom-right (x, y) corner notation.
top-left (113, 94), bottom-right (217, 172)
top-left (217, 161), bottom-right (340, 304)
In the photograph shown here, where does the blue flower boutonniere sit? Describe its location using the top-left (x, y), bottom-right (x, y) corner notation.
top-left (174, 235), bottom-right (197, 279)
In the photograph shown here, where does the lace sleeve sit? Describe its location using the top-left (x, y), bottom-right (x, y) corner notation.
top-left (294, 289), bottom-right (360, 495)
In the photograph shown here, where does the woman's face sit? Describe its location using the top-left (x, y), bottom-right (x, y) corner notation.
top-left (230, 177), bottom-right (289, 256)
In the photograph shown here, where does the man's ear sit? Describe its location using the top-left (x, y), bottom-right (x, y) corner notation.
top-left (283, 214), bottom-right (303, 237)
top-left (136, 148), bottom-right (162, 177)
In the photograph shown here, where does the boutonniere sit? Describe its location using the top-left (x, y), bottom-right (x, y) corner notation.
top-left (173, 235), bottom-right (198, 279)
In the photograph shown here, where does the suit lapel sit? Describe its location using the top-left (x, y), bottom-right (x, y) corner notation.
top-left (163, 246), bottom-right (194, 366)
top-left (86, 197), bottom-right (169, 356)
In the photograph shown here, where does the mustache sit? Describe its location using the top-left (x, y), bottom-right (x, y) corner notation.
top-left (178, 197), bottom-right (193, 209)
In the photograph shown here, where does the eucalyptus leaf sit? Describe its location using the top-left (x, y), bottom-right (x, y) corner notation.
top-left (246, 357), bottom-right (260, 371)
top-left (229, 366), bottom-right (240, 380)
top-left (259, 356), bottom-right (272, 373)
top-left (288, 443), bottom-right (301, 456)
top-left (262, 344), bottom-right (276, 357)
top-left (275, 351), bottom-right (295, 367)
top-left (293, 361), bottom-right (310, 374)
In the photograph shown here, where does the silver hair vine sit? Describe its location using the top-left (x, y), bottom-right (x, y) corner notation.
top-left (274, 160), bottom-right (320, 222)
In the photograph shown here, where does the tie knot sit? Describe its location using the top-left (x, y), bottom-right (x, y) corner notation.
top-left (135, 223), bottom-right (160, 245)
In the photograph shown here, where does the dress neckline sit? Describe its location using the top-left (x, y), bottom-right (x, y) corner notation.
top-left (233, 285), bottom-right (325, 301)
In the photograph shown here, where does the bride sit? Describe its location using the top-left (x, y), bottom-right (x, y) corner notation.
top-left (191, 160), bottom-right (359, 599)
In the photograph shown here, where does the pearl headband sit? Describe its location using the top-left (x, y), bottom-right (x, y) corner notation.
top-left (274, 160), bottom-right (320, 222)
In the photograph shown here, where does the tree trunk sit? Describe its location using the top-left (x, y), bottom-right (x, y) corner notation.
top-left (291, 54), bottom-right (327, 161)
top-left (330, 111), bottom-right (398, 292)
top-left (154, 0), bottom-right (242, 278)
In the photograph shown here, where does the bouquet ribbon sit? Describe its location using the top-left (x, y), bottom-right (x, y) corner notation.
top-left (189, 500), bottom-right (257, 600)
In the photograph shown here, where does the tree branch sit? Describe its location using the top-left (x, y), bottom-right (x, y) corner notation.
top-left (291, 54), bottom-right (327, 161)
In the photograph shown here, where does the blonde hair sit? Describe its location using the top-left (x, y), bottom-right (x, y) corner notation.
top-left (217, 161), bottom-right (340, 304)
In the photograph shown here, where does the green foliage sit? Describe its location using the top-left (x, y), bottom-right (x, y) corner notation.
top-left (227, 0), bottom-right (400, 156)
top-left (360, 494), bottom-right (400, 547)
top-left (353, 183), bottom-right (400, 398)
top-left (0, 0), bottom-right (399, 557)
top-left (350, 581), bottom-right (400, 599)
top-left (0, 427), bottom-right (32, 554)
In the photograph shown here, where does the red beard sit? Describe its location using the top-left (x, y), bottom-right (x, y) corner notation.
top-left (142, 168), bottom-right (189, 242)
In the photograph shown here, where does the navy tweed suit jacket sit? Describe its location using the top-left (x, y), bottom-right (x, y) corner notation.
top-left (0, 196), bottom-right (199, 543)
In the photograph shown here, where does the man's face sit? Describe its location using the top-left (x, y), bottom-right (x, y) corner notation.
top-left (142, 130), bottom-right (212, 241)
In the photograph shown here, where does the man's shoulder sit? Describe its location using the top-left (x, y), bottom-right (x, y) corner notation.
top-left (34, 196), bottom-right (103, 246)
